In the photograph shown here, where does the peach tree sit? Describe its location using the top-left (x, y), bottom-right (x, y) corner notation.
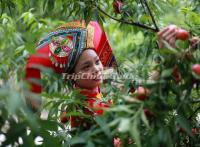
top-left (0, 0), bottom-right (199, 146)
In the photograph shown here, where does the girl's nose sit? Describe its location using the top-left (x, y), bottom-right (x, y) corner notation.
top-left (92, 65), bottom-right (99, 73)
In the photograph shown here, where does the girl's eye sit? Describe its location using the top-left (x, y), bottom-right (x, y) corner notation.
top-left (96, 59), bottom-right (100, 65)
top-left (82, 65), bottom-right (90, 70)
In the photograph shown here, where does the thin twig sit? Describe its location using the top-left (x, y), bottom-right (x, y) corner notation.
top-left (139, 0), bottom-right (151, 25)
top-left (191, 99), bottom-right (200, 103)
top-left (96, 5), bottom-right (157, 32)
top-left (142, 0), bottom-right (159, 32)
top-left (139, 0), bottom-right (160, 49)
top-left (188, 106), bottom-right (200, 120)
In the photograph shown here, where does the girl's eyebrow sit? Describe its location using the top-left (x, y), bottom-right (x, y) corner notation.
top-left (81, 61), bottom-right (90, 66)
top-left (80, 56), bottom-right (99, 66)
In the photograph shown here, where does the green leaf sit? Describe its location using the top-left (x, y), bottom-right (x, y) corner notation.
top-left (68, 136), bottom-right (86, 145)
top-left (141, 110), bottom-right (149, 128)
top-left (131, 119), bottom-right (141, 147)
top-left (159, 47), bottom-right (178, 55)
top-left (134, 31), bottom-right (144, 46)
top-left (176, 115), bottom-right (193, 137)
top-left (175, 40), bottom-right (189, 50)
top-left (107, 105), bottom-right (134, 113)
top-left (40, 130), bottom-right (61, 146)
top-left (21, 134), bottom-right (35, 147)
top-left (65, 111), bottom-right (91, 118)
top-left (139, 14), bottom-right (151, 23)
top-left (161, 68), bottom-right (173, 78)
top-left (95, 116), bottom-right (111, 138)
top-left (86, 141), bottom-right (95, 147)
top-left (38, 120), bottom-right (58, 131)
top-left (118, 118), bottom-right (130, 133)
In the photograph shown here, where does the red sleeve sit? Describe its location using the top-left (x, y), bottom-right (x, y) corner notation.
top-left (24, 44), bottom-right (52, 93)
top-left (25, 67), bottom-right (41, 93)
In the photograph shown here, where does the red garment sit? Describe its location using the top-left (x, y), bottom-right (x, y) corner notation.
top-left (80, 88), bottom-right (111, 116)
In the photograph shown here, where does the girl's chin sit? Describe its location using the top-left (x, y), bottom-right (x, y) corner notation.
top-left (89, 79), bottom-right (103, 86)
top-left (76, 79), bottom-right (103, 89)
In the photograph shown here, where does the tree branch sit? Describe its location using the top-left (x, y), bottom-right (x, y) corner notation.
top-left (191, 99), bottom-right (200, 103)
top-left (188, 106), bottom-right (200, 120)
top-left (96, 5), bottom-right (157, 32)
top-left (139, 0), bottom-right (151, 25)
top-left (142, 0), bottom-right (159, 32)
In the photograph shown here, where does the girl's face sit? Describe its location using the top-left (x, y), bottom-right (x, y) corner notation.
top-left (73, 49), bottom-right (103, 89)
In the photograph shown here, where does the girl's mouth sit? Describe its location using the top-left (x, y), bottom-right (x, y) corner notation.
top-left (92, 74), bottom-right (102, 81)
top-left (93, 79), bottom-right (101, 82)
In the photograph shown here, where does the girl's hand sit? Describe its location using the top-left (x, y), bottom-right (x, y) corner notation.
top-left (157, 25), bottom-right (178, 48)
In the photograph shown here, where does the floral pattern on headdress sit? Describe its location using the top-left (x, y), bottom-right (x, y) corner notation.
top-left (49, 36), bottom-right (73, 68)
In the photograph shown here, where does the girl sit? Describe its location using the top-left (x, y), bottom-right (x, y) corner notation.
top-left (24, 20), bottom-right (116, 127)
top-left (24, 21), bottom-right (192, 131)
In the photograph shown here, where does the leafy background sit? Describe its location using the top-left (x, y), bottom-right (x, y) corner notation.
top-left (0, 0), bottom-right (200, 146)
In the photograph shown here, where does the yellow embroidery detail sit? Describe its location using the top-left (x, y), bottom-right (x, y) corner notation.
top-left (57, 20), bottom-right (86, 29)
top-left (86, 24), bottom-right (94, 49)
top-left (96, 93), bottom-right (103, 99)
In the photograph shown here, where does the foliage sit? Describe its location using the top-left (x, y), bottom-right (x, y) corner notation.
top-left (0, 0), bottom-right (200, 146)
